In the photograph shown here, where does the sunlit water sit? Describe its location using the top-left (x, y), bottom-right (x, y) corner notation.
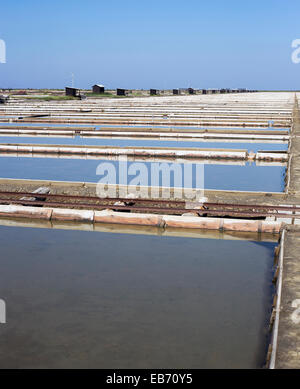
top-left (0, 156), bottom-right (285, 192)
top-left (0, 136), bottom-right (288, 151)
top-left (0, 123), bottom-right (290, 131)
top-left (0, 225), bottom-right (275, 368)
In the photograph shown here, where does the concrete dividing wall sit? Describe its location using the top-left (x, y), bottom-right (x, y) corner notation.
top-left (266, 96), bottom-right (300, 369)
top-left (268, 226), bottom-right (300, 369)
top-left (0, 215), bottom-right (279, 242)
top-left (0, 204), bottom-right (284, 233)
top-left (0, 143), bottom-right (288, 161)
top-left (0, 127), bottom-right (290, 142)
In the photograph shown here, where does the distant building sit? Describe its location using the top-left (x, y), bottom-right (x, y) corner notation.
top-left (188, 88), bottom-right (194, 95)
top-left (116, 88), bottom-right (127, 96)
top-left (173, 89), bottom-right (180, 95)
top-left (150, 89), bottom-right (158, 95)
top-left (201, 89), bottom-right (207, 95)
top-left (92, 84), bottom-right (105, 94)
top-left (0, 94), bottom-right (9, 104)
top-left (65, 87), bottom-right (81, 97)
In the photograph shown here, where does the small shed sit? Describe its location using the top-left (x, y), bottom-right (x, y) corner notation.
top-left (0, 95), bottom-right (9, 104)
top-left (92, 84), bottom-right (105, 94)
top-left (150, 89), bottom-right (158, 95)
top-left (188, 88), bottom-right (194, 95)
top-left (65, 87), bottom-right (81, 97)
top-left (117, 88), bottom-right (127, 96)
top-left (173, 89), bottom-right (180, 95)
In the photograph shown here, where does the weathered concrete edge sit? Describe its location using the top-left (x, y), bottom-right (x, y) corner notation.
top-left (0, 143), bottom-right (289, 161)
top-left (267, 96), bottom-right (300, 368)
top-left (269, 229), bottom-right (285, 368)
top-left (0, 204), bottom-right (284, 233)
top-left (0, 217), bottom-right (279, 242)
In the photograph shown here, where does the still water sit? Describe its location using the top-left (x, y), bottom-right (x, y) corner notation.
top-left (0, 136), bottom-right (288, 152)
top-left (0, 123), bottom-right (290, 131)
top-left (0, 225), bottom-right (275, 368)
top-left (0, 156), bottom-right (285, 192)
top-left (0, 122), bottom-right (291, 134)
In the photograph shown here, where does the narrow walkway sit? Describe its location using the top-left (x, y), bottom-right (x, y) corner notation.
top-left (288, 97), bottom-right (300, 196)
top-left (272, 96), bottom-right (300, 368)
top-left (274, 226), bottom-right (300, 368)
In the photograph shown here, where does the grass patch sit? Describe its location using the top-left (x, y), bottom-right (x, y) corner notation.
top-left (85, 92), bottom-right (131, 98)
top-left (85, 92), bottom-right (117, 98)
top-left (22, 95), bottom-right (77, 101)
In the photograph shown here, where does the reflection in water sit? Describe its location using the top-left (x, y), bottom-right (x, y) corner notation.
top-left (0, 156), bottom-right (285, 192)
top-left (0, 123), bottom-right (291, 132)
top-left (0, 225), bottom-right (275, 368)
top-left (0, 136), bottom-right (288, 152)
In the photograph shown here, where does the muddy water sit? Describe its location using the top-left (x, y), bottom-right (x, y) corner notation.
top-left (0, 156), bottom-right (285, 192)
top-left (0, 225), bottom-right (275, 368)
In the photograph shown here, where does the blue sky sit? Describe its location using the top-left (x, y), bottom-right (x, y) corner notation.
top-left (0, 0), bottom-right (300, 90)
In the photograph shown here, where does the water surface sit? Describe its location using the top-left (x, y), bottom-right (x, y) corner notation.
top-left (0, 156), bottom-right (285, 192)
top-left (0, 136), bottom-right (288, 152)
top-left (0, 123), bottom-right (290, 132)
top-left (0, 225), bottom-right (275, 368)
